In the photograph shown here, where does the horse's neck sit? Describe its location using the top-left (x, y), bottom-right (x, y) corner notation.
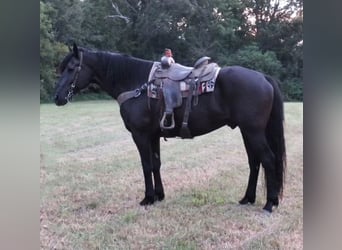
top-left (94, 52), bottom-right (153, 98)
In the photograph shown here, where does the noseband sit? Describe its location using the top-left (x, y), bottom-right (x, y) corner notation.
top-left (66, 51), bottom-right (83, 102)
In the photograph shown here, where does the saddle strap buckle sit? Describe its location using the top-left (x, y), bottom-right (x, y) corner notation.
top-left (134, 89), bottom-right (141, 97)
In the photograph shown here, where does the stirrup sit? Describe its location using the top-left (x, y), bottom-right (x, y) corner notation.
top-left (160, 112), bottom-right (175, 130)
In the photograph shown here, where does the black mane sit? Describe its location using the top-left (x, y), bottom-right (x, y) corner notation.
top-left (59, 48), bottom-right (154, 91)
top-left (95, 51), bottom-right (154, 89)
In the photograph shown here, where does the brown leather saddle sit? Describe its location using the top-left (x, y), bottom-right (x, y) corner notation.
top-left (149, 56), bottom-right (220, 137)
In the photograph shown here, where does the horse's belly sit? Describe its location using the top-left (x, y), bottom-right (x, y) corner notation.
top-left (188, 118), bottom-right (228, 136)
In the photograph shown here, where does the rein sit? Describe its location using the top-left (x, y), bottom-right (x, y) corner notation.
top-left (66, 51), bottom-right (83, 102)
top-left (116, 62), bottom-right (159, 106)
top-left (117, 82), bottom-right (149, 106)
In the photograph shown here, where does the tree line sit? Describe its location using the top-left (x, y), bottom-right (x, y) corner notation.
top-left (40, 0), bottom-right (303, 102)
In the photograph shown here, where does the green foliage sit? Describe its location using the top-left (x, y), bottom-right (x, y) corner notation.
top-left (40, 0), bottom-right (303, 102)
top-left (228, 44), bottom-right (283, 78)
top-left (46, 0), bottom-right (85, 45)
top-left (282, 78), bottom-right (303, 101)
top-left (40, 1), bottom-right (68, 102)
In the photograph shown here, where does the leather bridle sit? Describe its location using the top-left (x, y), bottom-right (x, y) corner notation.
top-left (66, 51), bottom-right (83, 102)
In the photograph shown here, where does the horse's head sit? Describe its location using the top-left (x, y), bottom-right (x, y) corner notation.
top-left (54, 43), bottom-right (93, 106)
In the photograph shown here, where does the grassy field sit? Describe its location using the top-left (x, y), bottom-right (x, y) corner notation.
top-left (40, 101), bottom-right (303, 249)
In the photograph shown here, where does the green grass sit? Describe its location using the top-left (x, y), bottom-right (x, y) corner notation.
top-left (40, 101), bottom-right (303, 249)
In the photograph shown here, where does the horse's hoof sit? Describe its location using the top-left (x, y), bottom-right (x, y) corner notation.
top-left (139, 196), bottom-right (155, 206)
top-left (239, 196), bottom-right (255, 205)
top-left (155, 192), bottom-right (165, 201)
top-left (273, 197), bottom-right (279, 206)
top-left (263, 201), bottom-right (274, 213)
top-left (262, 208), bottom-right (272, 216)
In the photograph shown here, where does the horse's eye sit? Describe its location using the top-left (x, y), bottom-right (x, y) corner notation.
top-left (67, 67), bottom-right (74, 72)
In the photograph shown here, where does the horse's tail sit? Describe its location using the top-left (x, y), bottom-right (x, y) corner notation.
top-left (264, 75), bottom-right (287, 198)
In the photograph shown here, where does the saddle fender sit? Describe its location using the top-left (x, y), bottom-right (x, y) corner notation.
top-left (162, 80), bottom-right (182, 114)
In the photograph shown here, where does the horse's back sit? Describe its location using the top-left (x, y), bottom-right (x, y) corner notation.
top-left (218, 66), bottom-right (273, 96)
top-left (216, 66), bottom-right (274, 129)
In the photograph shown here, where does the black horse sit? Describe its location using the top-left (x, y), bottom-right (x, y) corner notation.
top-left (54, 44), bottom-right (286, 212)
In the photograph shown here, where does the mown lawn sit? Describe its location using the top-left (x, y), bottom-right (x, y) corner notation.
top-left (40, 101), bottom-right (303, 249)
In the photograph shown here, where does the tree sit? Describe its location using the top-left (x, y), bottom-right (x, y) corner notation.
top-left (111, 0), bottom-right (248, 64)
top-left (241, 0), bottom-right (303, 75)
top-left (240, 0), bottom-right (303, 100)
top-left (80, 0), bottom-right (120, 50)
top-left (228, 43), bottom-right (283, 78)
top-left (40, 0), bottom-right (303, 101)
top-left (40, 1), bottom-right (68, 101)
top-left (45, 0), bottom-right (85, 45)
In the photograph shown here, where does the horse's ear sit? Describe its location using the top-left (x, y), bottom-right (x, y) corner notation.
top-left (73, 42), bottom-right (79, 59)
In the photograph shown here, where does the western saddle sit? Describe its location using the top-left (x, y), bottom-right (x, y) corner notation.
top-left (149, 56), bottom-right (220, 138)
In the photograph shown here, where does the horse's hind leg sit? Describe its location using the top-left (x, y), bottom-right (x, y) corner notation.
top-left (239, 130), bottom-right (261, 205)
top-left (151, 136), bottom-right (165, 201)
top-left (240, 129), bottom-right (278, 212)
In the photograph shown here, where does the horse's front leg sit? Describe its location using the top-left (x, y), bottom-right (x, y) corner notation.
top-left (151, 136), bottom-right (164, 201)
top-left (132, 132), bottom-right (155, 205)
